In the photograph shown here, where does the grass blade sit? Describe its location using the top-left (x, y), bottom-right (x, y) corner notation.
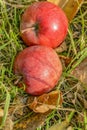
top-left (0, 92), bottom-right (10, 128)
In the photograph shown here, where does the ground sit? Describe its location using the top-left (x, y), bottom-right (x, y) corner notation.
top-left (0, 0), bottom-right (87, 130)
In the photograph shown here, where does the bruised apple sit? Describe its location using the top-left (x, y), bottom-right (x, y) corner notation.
top-left (14, 45), bottom-right (62, 95)
top-left (20, 1), bottom-right (68, 48)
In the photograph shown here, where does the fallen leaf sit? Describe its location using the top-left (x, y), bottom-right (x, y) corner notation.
top-left (14, 111), bottom-right (51, 130)
top-left (13, 91), bottom-right (63, 130)
top-left (28, 90), bottom-right (63, 113)
top-left (61, 0), bottom-right (83, 22)
top-left (29, 98), bottom-right (56, 113)
top-left (55, 41), bottom-right (67, 53)
top-left (59, 55), bottom-right (72, 67)
top-left (47, 0), bottom-right (83, 22)
top-left (47, 0), bottom-right (61, 6)
top-left (72, 58), bottom-right (87, 85)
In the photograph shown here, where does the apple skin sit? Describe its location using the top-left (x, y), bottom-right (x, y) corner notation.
top-left (14, 45), bottom-right (62, 95)
top-left (20, 1), bottom-right (68, 48)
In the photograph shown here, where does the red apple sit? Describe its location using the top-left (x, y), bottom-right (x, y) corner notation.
top-left (20, 1), bottom-right (68, 48)
top-left (14, 45), bottom-right (62, 95)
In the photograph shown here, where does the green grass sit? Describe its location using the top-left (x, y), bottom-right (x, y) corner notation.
top-left (0, 0), bottom-right (87, 130)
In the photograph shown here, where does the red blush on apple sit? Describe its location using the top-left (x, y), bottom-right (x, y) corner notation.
top-left (14, 45), bottom-right (62, 95)
top-left (20, 1), bottom-right (68, 48)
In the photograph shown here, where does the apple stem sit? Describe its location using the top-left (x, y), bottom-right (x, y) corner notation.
top-left (21, 27), bottom-right (35, 34)
top-left (21, 23), bottom-right (39, 34)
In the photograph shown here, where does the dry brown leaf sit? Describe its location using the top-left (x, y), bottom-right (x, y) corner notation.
top-left (30, 99), bottom-right (56, 113)
top-left (62, 0), bottom-right (83, 22)
top-left (28, 90), bottom-right (63, 113)
top-left (47, 0), bottom-right (83, 22)
top-left (72, 58), bottom-right (87, 85)
top-left (55, 41), bottom-right (67, 53)
top-left (14, 111), bottom-right (50, 130)
top-left (13, 91), bottom-right (63, 130)
top-left (59, 55), bottom-right (72, 67)
top-left (47, 0), bottom-right (61, 6)
top-left (12, 98), bottom-right (48, 130)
